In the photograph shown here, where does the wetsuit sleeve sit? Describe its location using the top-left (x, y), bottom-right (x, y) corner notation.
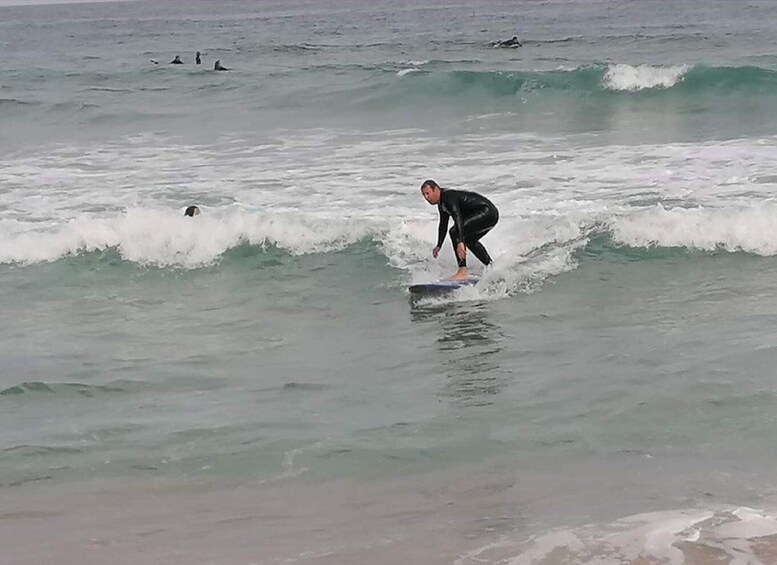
top-left (436, 207), bottom-right (450, 248)
top-left (445, 195), bottom-right (467, 242)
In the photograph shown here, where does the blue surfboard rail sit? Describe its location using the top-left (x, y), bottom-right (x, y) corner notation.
top-left (408, 277), bottom-right (479, 294)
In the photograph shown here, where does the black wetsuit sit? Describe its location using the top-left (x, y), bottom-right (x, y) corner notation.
top-left (500, 37), bottom-right (522, 47)
top-left (436, 189), bottom-right (499, 268)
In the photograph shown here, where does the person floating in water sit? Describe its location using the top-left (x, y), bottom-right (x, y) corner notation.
top-left (195, 51), bottom-right (201, 65)
top-left (170, 55), bottom-right (184, 64)
top-left (184, 205), bottom-right (201, 217)
top-left (494, 36), bottom-right (522, 48)
top-left (420, 179), bottom-right (499, 281)
top-left (214, 60), bottom-right (229, 71)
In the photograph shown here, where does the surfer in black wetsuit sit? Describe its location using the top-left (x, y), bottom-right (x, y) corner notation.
top-left (420, 179), bottom-right (499, 281)
top-left (493, 36), bottom-right (522, 48)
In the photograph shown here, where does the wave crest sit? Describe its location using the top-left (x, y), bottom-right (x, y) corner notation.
top-left (376, 64), bottom-right (777, 104)
top-left (0, 208), bottom-right (379, 268)
top-left (611, 204), bottom-right (777, 255)
top-left (603, 64), bottom-right (689, 91)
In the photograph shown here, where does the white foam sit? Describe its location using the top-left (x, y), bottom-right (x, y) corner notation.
top-left (502, 506), bottom-right (777, 565)
top-left (383, 213), bottom-right (589, 301)
top-left (603, 63), bottom-right (689, 91)
top-left (397, 59), bottom-right (429, 77)
top-left (611, 204), bottom-right (777, 256)
top-left (720, 507), bottom-right (777, 540)
top-left (3, 130), bottom-right (777, 286)
top-left (0, 208), bottom-right (379, 267)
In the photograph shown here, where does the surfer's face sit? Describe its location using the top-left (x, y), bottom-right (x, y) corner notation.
top-left (421, 185), bottom-right (440, 205)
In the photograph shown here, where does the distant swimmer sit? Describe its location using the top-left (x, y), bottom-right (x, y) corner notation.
top-left (214, 60), bottom-right (229, 71)
top-left (184, 205), bottom-right (201, 217)
top-left (494, 36), bottom-right (522, 48)
top-left (420, 179), bottom-right (499, 281)
top-left (170, 55), bottom-right (184, 64)
top-left (195, 51), bottom-right (201, 65)
top-left (150, 59), bottom-right (159, 65)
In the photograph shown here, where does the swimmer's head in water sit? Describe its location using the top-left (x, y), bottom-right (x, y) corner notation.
top-left (184, 205), bottom-right (201, 217)
top-left (420, 179), bottom-right (442, 205)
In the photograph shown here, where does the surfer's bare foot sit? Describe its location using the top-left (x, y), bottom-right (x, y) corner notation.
top-left (448, 268), bottom-right (469, 281)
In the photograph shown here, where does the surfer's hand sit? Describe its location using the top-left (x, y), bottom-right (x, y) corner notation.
top-left (456, 242), bottom-right (466, 260)
top-left (432, 246), bottom-right (440, 258)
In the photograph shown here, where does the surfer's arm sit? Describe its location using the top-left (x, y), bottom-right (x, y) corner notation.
top-left (447, 199), bottom-right (467, 242)
top-left (436, 209), bottom-right (450, 248)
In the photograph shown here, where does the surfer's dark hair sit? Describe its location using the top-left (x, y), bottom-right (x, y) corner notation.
top-left (184, 205), bottom-right (200, 217)
top-left (421, 179), bottom-right (439, 190)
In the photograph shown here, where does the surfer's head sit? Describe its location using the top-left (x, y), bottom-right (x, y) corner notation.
top-left (184, 205), bottom-right (201, 217)
top-left (421, 179), bottom-right (442, 205)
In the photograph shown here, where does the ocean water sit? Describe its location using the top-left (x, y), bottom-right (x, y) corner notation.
top-left (4, 0), bottom-right (777, 563)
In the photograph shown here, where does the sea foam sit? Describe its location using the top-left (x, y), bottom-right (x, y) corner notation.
top-left (611, 204), bottom-right (777, 256)
top-left (503, 507), bottom-right (777, 565)
top-left (603, 63), bottom-right (689, 91)
top-left (0, 209), bottom-right (379, 268)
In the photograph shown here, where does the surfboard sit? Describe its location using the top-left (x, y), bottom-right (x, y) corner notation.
top-left (408, 277), bottom-right (479, 295)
